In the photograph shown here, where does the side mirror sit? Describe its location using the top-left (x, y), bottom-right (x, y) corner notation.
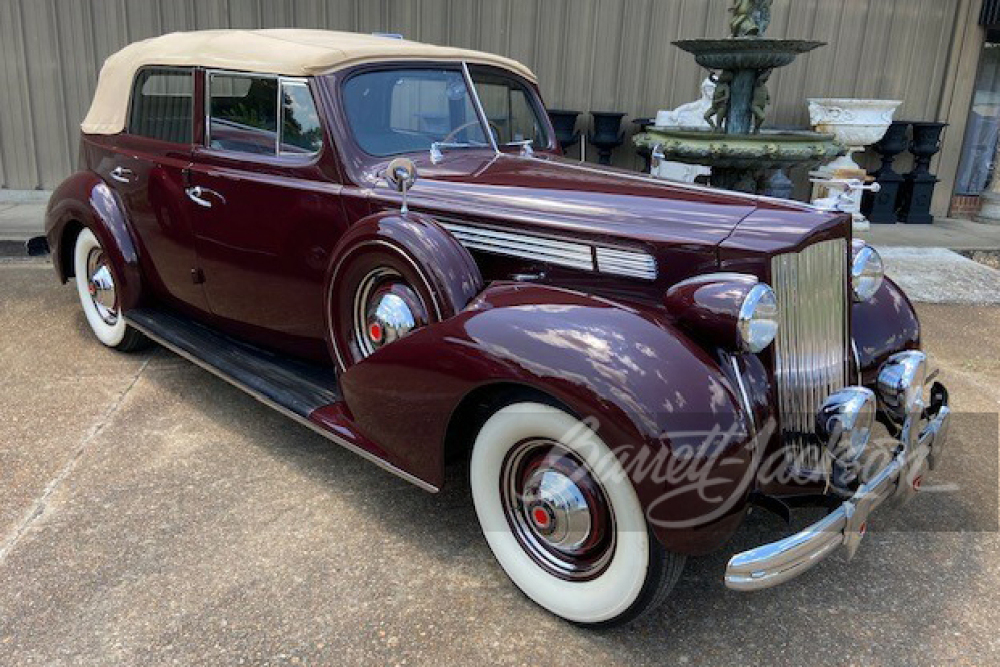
top-left (385, 157), bottom-right (418, 214)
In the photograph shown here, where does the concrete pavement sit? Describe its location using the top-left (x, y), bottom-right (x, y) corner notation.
top-left (0, 203), bottom-right (46, 242)
top-left (1, 262), bottom-right (998, 665)
top-left (858, 216), bottom-right (1000, 250)
top-left (879, 247), bottom-right (1000, 305)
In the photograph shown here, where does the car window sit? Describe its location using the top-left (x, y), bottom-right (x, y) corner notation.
top-left (128, 68), bottom-right (194, 144)
top-left (280, 82), bottom-right (323, 154)
top-left (470, 68), bottom-right (550, 148)
top-left (207, 74), bottom-right (324, 157)
top-left (208, 74), bottom-right (279, 155)
top-left (343, 69), bottom-right (489, 157)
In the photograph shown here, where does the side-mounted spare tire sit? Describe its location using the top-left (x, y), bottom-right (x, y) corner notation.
top-left (325, 211), bottom-right (483, 372)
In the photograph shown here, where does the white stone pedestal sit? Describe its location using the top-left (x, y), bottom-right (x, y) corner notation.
top-left (808, 98), bottom-right (902, 226)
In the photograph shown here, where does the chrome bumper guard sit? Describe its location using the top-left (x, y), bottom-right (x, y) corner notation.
top-left (725, 382), bottom-right (951, 591)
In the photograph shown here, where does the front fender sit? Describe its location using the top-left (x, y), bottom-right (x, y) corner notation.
top-left (341, 282), bottom-right (759, 555)
top-left (852, 277), bottom-right (921, 385)
top-left (45, 171), bottom-right (142, 310)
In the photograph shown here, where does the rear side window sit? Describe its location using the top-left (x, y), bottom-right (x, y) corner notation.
top-left (128, 68), bottom-right (194, 144)
top-left (208, 72), bottom-right (323, 156)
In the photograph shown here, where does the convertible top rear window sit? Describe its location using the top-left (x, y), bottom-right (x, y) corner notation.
top-left (128, 67), bottom-right (193, 144)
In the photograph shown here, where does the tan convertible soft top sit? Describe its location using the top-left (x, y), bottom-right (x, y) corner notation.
top-left (81, 29), bottom-right (538, 135)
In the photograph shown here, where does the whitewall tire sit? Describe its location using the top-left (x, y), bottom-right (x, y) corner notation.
top-left (73, 228), bottom-right (147, 351)
top-left (470, 402), bottom-right (684, 626)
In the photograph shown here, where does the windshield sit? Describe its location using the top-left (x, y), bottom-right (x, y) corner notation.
top-left (469, 66), bottom-right (551, 149)
top-left (343, 68), bottom-right (491, 157)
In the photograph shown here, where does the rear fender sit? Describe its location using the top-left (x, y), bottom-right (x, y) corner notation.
top-left (340, 282), bottom-right (760, 555)
top-left (45, 171), bottom-right (142, 310)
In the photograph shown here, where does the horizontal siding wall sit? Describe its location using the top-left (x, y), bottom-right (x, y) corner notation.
top-left (0, 0), bottom-right (965, 190)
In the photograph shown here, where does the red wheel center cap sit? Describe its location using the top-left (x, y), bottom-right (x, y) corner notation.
top-left (88, 282), bottom-right (97, 296)
top-left (368, 322), bottom-right (383, 343)
top-left (531, 506), bottom-right (552, 529)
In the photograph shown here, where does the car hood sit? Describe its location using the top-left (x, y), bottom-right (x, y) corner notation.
top-left (368, 152), bottom-right (846, 254)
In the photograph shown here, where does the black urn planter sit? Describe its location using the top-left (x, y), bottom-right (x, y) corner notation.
top-left (863, 120), bottom-right (910, 224)
top-left (588, 111), bottom-right (627, 165)
top-left (899, 121), bottom-right (948, 225)
top-left (547, 109), bottom-right (582, 153)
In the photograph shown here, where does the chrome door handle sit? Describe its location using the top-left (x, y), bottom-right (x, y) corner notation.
top-left (185, 186), bottom-right (224, 208)
top-left (110, 166), bottom-right (134, 184)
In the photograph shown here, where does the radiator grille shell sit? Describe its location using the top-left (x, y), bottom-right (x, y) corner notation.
top-left (770, 238), bottom-right (850, 472)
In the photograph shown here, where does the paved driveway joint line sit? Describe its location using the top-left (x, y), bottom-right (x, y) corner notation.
top-left (0, 359), bottom-right (150, 565)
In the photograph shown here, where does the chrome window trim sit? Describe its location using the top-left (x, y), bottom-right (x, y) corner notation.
top-left (464, 62), bottom-right (554, 152)
top-left (204, 69), bottom-right (323, 158)
top-left (461, 61), bottom-right (500, 155)
top-left (277, 78), bottom-right (323, 157)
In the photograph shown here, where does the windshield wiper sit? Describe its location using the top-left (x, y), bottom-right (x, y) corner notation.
top-left (430, 140), bottom-right (490, 164)
top-left (505, 139), bottom-right (534, 157)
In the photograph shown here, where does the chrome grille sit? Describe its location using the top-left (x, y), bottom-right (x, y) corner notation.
top-left (771, 239), bottom-right (849, 472)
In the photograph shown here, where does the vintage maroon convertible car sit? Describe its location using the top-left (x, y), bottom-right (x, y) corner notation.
top-left (37, 30), bottom-right (951, 626)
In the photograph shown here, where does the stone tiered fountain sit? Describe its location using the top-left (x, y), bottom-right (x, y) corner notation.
top-left (634, 0), bottom-right (845, 194)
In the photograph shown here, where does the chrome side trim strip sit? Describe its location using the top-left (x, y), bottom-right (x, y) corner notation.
top-left (441, 221), bottom-right (595, 270)
top-left (727, 353), bottom-right (757, 440)
top-left (440, 220), bottom-right (658, 279)
top-left (126, 314), bottom-right (440, 493)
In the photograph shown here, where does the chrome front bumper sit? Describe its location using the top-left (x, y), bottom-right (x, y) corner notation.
top-left (725, 382), bottom-right (951, 592)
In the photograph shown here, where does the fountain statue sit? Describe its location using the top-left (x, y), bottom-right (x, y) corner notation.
top-left (634, 0), bottom-right (845, 195)
top-left (650, 77), bottom-right (716, 183)
top-left (731, 0), bottom-right (771, 38)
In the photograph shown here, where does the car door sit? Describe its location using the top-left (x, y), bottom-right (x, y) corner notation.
top-left (187, 70), bottom-right (349, 350)
top-left (97, 66), bottom-right (210, 313)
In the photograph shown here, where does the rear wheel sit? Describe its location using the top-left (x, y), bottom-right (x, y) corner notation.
top-left (73, 228), bottom-right (148, 351)
top-left (470, 402), bottom-right (685, 626)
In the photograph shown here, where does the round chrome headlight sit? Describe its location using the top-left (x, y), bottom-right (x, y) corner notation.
top-left (851, 243), bottom-right (884, 302)
top-left (737, 283), bottom-right (779, 353)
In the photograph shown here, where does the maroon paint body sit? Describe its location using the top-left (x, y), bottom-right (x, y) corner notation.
top-left (45, 60), bottom-right (924, 556)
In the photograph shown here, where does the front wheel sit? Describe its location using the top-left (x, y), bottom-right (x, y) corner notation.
top-left (470, 402), bottom-right (685, 626)
top-left (73, 228), bottom-right (148, 351)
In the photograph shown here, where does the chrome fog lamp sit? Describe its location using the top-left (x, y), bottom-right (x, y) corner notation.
top-left (737, 283), bottom-right (779, 353)
top-left (877, 351), bottom-right (928, 421)
top-left (851, 242), bottom-right (884, 302)
top-left (816, 387), bottom-right (877, 469)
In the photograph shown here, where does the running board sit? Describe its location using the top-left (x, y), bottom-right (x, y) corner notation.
top-left (125, 308), bottom-right (438, 492)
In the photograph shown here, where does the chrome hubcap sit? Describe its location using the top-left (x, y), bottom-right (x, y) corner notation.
top-left (523, 468), bottom-right (593, 550)
top-left (353, 268), bottom-right (426, 357)
top-left (86, 248), bottom-right (118, 326)
top-left (502, 440), bottom-right (615, 581)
